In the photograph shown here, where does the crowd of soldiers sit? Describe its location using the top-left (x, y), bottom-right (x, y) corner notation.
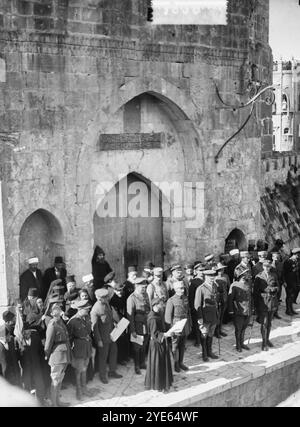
top-left (0, 239), bottom-right (300, 406)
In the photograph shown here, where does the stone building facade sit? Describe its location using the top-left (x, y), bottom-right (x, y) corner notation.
top-left (0, 0), bottom-right (273, 304)
top-left (273, 59), bottom-right (300, 152)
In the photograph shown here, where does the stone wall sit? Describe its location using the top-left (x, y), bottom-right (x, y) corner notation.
top-left (0, 0), bottom-right (272, 301)
top-left (187, 360), bottom-right (300, 407)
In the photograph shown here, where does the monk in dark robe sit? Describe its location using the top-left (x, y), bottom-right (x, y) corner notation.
top-left (91, 246), bottom-right (112, 290)
top-left (145, 298), bottom-right (173, 393)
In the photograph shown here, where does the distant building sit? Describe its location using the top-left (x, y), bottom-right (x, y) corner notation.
top-left (273, 59), bottom-right (300, 152)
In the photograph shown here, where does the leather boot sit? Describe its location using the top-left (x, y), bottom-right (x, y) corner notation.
top-left (76, 372), bottom-right (82, 401)
top-left (266, 326), bottom-right (274, 348)
top-left (261, 326), bottom-right (268, 351)
top-left (214, 325), bottom-right (221, 339)
top-left (173, 349), bottom-right (181, 372)
top-left (134, 351), bottom-right (141, 375)
top-left (178, 345), bottom-right (188, 371)
top-left (207, 336), bottom-right (218, 359)
top-left (57, 382), bottom-right (70, 407)
top-left (235, 330), bottom-right (242, 352)
top-left (81, 371), bottom-right (94, 397)
top-left (50, 384), bottom-right (58, 407)
top-left (139, 348), bottom-right (147, 370)
top-left (200, 335), bottom-right (209, 362)
top-left (240, 329), bottom-right (250, 350)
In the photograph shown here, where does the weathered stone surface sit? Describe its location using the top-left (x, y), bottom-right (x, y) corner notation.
top-left (0, 0), bottom-right (277, 301)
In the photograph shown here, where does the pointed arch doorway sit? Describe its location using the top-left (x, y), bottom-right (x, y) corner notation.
top-left (93, 173), bottom-right (164, 281)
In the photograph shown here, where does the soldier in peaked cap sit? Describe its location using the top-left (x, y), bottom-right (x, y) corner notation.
top-left (19, 257), bottom-right (43, 302)
top-left (283, 249), bottom-right (300, 315)
top-left (127, 278), bottom-right (151, 375)
top-left (234, 252), bottom-right (253, 282)
top-left (146, 267), bottom-right (168, 313)
top-left (44, 303), bottom-right (71, 407)
top-left (184, 263), bottom-right (195, 288)
top-left (91, 288), bottom-right (123, 383)
top-left (252, 251), bottom-right (268, 278)
top-left (67, 300), bottom-right (95, 401)
top-left (189, 263), bottom-right (205, 347)
top-left (271, 252), bottom-right (284, 319)
top-left (204, 254), bottom-right (215, 268)
top-left (166, 264), bottom-right (187, 298)
top-left (194, 270), bottom-right (219, 362)
top-left (228, 269), bottom-right (253, 352)
top-left (213, 263), bottom-right (230, 339)
top-left (254, 260), bottom-right (279, 351)
top-left (165, 281), bottom-right (191, 372)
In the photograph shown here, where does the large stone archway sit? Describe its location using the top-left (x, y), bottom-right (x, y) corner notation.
top-left (19, 209), bottom-right (65, 274)
top-left (93, 172), bottom-right (167, 281)
top-left (224, 228), bottom-right (248, 253)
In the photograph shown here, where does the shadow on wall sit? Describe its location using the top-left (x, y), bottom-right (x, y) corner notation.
top-left (261, 170), bottom-right (300, 250)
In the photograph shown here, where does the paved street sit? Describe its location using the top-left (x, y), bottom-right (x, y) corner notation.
top-left (61, 301), bottom-right (300, 407)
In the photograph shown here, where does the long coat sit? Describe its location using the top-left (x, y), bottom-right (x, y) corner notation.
top-left (253, 271), bottom-right (279, 315)
top-left (144, 311), bottom-right (173, 392)
top-left (194, 282), bottom-right (219, 325)
top-left (127, 292), bottom-right (150, 336)
top-left (165, 294), bottom-right (191, 336)
top-left (19, 269), bottom-right (43, 302)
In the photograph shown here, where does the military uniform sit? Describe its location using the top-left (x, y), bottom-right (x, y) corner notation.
top-left (234, 261), bottom-right (253, 281)
top-left (283, 256), bottom-right (300, 315)
top-left (146, 278), bottom-right (169, 311)
top-left (194, 274), bottom-right (219, 361)
top-left (165, 293), bottom-right (191, 371)
top-left (254, 269), bottom-right (279, 350)
top-left (91, 298), bottom-right (118, 382)
top-left (67, 311), bottom-right (93, 399)
top-left (188, 277), bottom-right (203, 346)
top-left (214, 273), bottom-right (230, 338)
top-left (228, 274), bottom-right (253, 352)
top-left (44, 315), bottom-right (71, 406)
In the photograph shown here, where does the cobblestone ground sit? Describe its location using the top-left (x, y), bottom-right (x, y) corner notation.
top-left (62, 301), bottom-right (300, 407)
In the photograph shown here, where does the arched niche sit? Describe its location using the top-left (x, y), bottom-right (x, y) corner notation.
top-left (224, 228), bottom-right (248, 253)
top-left (19, 209), bottom-right (65, 273)
top-left (93, 172), bottom-right (169, 281)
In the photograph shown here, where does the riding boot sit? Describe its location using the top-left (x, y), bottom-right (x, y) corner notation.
top-left (81, 371), bottom-right (94, 397)
top-left (57, 382), bottom-right (70, 407)
top-left (214, 325), bottom-right (221, 339)
top-left (235, 330), bottom-right (242, 352)
top-left (140, 347), bottom-right (147, 370)
top-left (75, 372), bottom-right (82, 401)
top-left (261, 325), bottom-right (268, 351)
top-left (207, 336), bottom-right (218, 359)
top-left (200, 334), bottom-right (209, 362)
top-left (240, 329), bottom-right (250, 350)
top-left (134, 350), bottom-right (141, 375)
top-left (178, 343), bottom-right (188, 371)
top-left (266, 325), bottom-right (274, 348)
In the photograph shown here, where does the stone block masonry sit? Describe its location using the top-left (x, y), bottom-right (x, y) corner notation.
top-left (0, 0), bottom-right (274, 300)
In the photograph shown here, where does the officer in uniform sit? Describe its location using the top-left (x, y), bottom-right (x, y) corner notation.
top-left (234, 252), bottom-right (253, 281)
top-left (127, 278), bottom-right (151, 375)
top-left (283, 248), bottom-right (300, 315)
top-left (228, 269), bottom-right (253, 352)
top-left (184, 263), bottom-right (195, 289)
top-left (146, 267), bottom-right (169, 312)
top-left (91, 288), bottom-right (122, 383)
top-left (194, 270), bottom-right (219, 362)
top-left (252, 251), bottom-right (268, 278)
top-left (165, 281), bottom-right (191, 372)
top-left (227, 249), bottom-right (240, 283)
top-left (44, 303), bottom-right (71, 407)
top-left (254, 260), bottom-right (279, 351)
top-left (189, 263), bottom-right (205, 347)
top-left (166, 265), bottom-right (188, 297)
top-left (67, 300), bottom-right (94, 401)
top-left (213, 263), bottom-right (230, 338)
top-left (271, 252), bottom-right (284, 319)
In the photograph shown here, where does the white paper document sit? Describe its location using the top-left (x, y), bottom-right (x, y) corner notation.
top-left (168, 318), bottom-right (187, 334)
top-left (110, 317), bottom-right (130, 342)
top-left (130, 333), bottom-right (144, 346)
